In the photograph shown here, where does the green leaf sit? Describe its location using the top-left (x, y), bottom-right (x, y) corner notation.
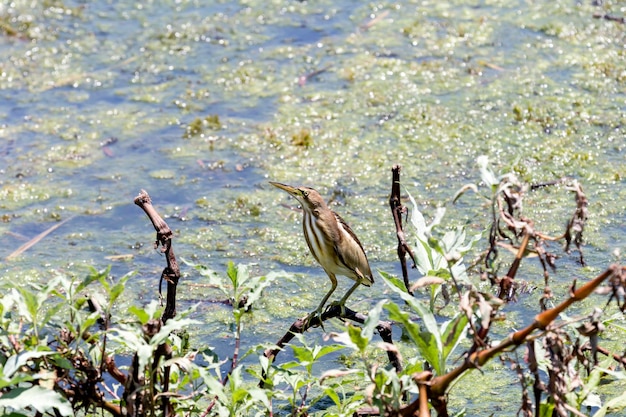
top-left (414, 238), bottom-right (435, 275)
top-left (592, 390), bottom-right (626, 417)
top-left (0, 385), bottom-right (72, 416)
top-left (291, 345), bottom-right (314, 365)
top-left (109, 272), bottom-right (133, 305)
top-left (477, 155), bottom-right (499, 188)
top-left (108, 328), bottom-right (145, 351)
top-left (362, 300), bottom-right (386, 343)
top-left (49, 355), bottom-right (73, 371)
top-left (95, 266), bottom-right (113, 292)
top-left (136, 343), bottom-right (155, 376)
top-left (246, 387), bottom-right (271, 410)
top-left (440, 313), bottom-right (469, 362)
top-left (41, 301), bottom-right (66, 330)
top-left (347, 323), bottom-right (368, 353)
top-left (314, 344), bottom-right (345, 360)
top-left (16, 288), bottom-right (38, 324)
top-left (406, 188), bottom-right (427, 241)
top-left (242, 273), bottom-right (273, 310)
top-left (384, 302), bottom-right (442, 374)
top-left (75, 266), bottom-right (110, 295)
top-left (150, 318), bottom-right (200, 346)
top-left (128, 306), bottom-right (150, 324)
top-left (227, 261), bottom-right (239, 289)
top-left (539, 401), bottom-right (555, 417)
top-left (0, 373), bottom-right (35, 391)
top-left (379, 270), bottom-right (407, 293)
top-left (197, 366), bottom-right (227, 403)
top-left (323, 386), bottom-right (341, 406)
top-left (380, 271), bottom-right (448, 373)
top-left (380, 272), bottom-right (442, 346)
top-left (3, 351), bottom-right (56, 379)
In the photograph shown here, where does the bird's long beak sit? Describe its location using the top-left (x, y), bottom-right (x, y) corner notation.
top-left (269, 181), bottom-right (299, 196)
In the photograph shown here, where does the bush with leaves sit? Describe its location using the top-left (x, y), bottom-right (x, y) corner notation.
top-left (1, 159), bottom-right (625, 417)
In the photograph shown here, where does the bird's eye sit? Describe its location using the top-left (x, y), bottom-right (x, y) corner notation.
top-left (302, 191), bottom-right (309, 197)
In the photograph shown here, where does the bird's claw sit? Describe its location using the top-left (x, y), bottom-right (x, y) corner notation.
top-left (325, 301), bottom-right (347, 315)
top-left (303, 310), bottom-right (325, 331)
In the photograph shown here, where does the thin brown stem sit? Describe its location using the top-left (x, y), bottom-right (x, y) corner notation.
top-left (389, 165), bottom-right (418, 294)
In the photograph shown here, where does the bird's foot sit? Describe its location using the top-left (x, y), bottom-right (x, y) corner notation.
top-left (323, 301), bottom-right (347, 317)
top-left (303, 309), bottom-right (325, 331)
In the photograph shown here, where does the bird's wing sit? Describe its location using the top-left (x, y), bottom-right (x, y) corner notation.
top-left (332, 211), bottom-right (374, 284)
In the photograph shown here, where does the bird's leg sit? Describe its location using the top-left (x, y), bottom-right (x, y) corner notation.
top-left (305, 273), bottom-right (337, 329)
top-left (314, 273), bottom-right (337, 315)
top-left (333, 279), bottom-right (362, 316)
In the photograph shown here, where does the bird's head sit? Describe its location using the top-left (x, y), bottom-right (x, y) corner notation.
top-left (270, 182), bottom-right (326, 211)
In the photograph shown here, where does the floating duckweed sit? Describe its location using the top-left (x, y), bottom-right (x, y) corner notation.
top-left (291, 128), bottom-right (312, 147)
top-left (149, 170), bottom-right (176, 179)
top-left (183, 115), bottom-right (222, 139)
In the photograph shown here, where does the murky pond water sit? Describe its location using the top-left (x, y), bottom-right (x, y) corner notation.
top-left (1, 0), bottom-right (624, 414)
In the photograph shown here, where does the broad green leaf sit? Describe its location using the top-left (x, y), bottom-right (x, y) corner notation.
top-left (314, 344), bottom-right (345, 360)
top-left (406, 188), bottom-right (427, 241)
top-left (414, 238), bottom-right (434, 275)
top-left (247, 387), bottom-right (271, 410)
top-left (3, 351), bottom-right (56, 379)
top-left (379, 270), bottom-right (408, 293)
top-left (151, 318), bottom-right (200, 346)
top-left (595, 367), bottom-right (626, 380)
top-left (109, 272), bottom-right (132, 304)
top-left (323, 386), bottom-right (341, 406)
top-left (41, 303), bottom-right (65, 331)
top-left (539, 402), bottom-right (555, 417)
top-left (580, 360), bottom-right (609, 401)
top-left (440, 313), bottom-right (469, 362)
top-left (0, 373), bottom-right (35, 391)
top-left (197, 367), bottom-right (227, 402)
top-left (0, 385), bottom-right (72, 416)
top-left (128, 306), bottom-right (150, 324)
top-left (258, 354), bottom-right (269, 374)
top-left (237, 263), bottom-right (251, 287)
top-left (533, 340), bottom-right (550, 373)
top-left (227, 261), bottom-right (239, 288)
top-left (49, 355), bottom-right (73, 371)
top-left (231, 386), bottom-right (249, 404)
top-left (385, 302), bottom-right (442, 374)
top-left (362, 300), bottom-right (386, 343)
top-left (291, 345), bottom-right (314, 365)
top-left (135, 343), bottom-right (155, 377)
top-left (477, 155), bottom-right (499, 188)
top-left (16, 288), bottom-right (38, 324)
top-left (231, 363), bottom-right (243, 382)
top-left (429, 207), bottom-right (446, 234)
top-left (380, 271), bottom-right (442, 348)
top-left (71, 302), bottom-right (103, 342)
top-left (242, 274), bottom-right (273, 310)
top-left (347, 324), bottom-right (368, 353)
top-left (75, 267), bottom-right (106, 294)
top-left (592, 390), bottom-right (626, 417)
top-left (95, 266), bottom-right (112, 292)
top-left (108, 328), bottom-right (145, 351)
top-left (183, 259), bottom-right (229, 296)
top-left (381, 271), bottom-right (448, 373)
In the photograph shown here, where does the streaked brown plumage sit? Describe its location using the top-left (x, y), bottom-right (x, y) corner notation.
top-left (270, 182), bottom-right (373, 315)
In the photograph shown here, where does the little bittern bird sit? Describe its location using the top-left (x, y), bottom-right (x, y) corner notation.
top-left (270, 182), bottom-right (374, 317)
